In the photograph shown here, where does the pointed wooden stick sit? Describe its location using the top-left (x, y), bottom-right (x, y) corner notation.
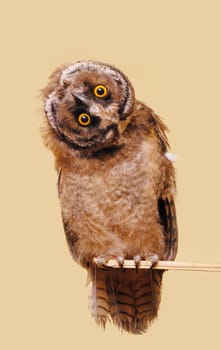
top-left (93, 258), bottom-right (221, 272)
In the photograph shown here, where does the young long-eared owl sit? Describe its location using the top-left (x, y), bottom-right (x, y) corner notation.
top-left (42, 61), bottom-right (178, 334)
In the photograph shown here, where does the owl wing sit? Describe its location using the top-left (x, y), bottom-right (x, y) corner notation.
top-left (147, 109), bottom-right (178, 260)
top-left (149, 110), bottom-right (170, 152)
top-left (57, 168), bottom-right (81, 262)
top-left (158, 195), bottom-right (178, 261)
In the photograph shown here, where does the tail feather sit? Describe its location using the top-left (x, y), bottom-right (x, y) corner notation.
top-left (133, 270), bottom-right (163, 332)
top-left (88, 266), bottom-right (163, 334)
top-left (108, 269), bottom-right (136, 332)
top-left (88, 268), bottom-right (110, 328)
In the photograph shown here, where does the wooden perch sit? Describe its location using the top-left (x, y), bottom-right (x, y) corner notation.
top-left (93, 258), bottom-right (221, 272)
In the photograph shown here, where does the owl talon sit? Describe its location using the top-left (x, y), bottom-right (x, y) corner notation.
top-left (96, 256), bottom-right (108, 268)
top-left (149, 254), bottom-right (159, 267)
top-left (117, 256), bottom-right (125, 268)
top-left (133, 255), bottom-right (141, 267)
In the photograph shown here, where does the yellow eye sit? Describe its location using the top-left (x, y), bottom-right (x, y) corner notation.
top-left (78, 113), bottom-right (91, 126)
top-left (93, 85), bottom-right (108, 98)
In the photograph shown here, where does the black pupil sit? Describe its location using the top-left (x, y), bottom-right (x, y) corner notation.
top-left (97, 87), bottom-right (105, 95)
top-left (81, 115), bottom-right (89, 123)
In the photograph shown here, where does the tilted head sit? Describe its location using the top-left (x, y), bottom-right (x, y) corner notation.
top-left (44, 61), bottom-right (135, 150)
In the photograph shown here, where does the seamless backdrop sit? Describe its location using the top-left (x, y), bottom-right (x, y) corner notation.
top-left (1, 1), bottom-right (221, 349)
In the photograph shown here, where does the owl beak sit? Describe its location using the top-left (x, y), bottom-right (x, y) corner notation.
top-left (72, 92), bottom-right (88, 105)
top-left (103, 128), bottom-right (115, 142)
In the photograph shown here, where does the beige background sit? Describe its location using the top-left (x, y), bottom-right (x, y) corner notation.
top-left (1, 0), bottom-right (221, 349)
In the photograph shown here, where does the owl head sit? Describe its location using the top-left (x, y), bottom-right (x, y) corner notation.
top-left (44, 61), bottom-right (135, 150)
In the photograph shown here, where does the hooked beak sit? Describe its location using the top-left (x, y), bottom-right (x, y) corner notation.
top-left (72, 92), bottom-right (88, 105)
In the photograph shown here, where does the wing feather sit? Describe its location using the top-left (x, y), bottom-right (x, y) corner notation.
top-left (158, 196), bottom-right (178, 260)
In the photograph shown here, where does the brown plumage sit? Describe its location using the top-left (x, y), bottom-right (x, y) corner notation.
top-left (41, 61), bottom-right (178, 334)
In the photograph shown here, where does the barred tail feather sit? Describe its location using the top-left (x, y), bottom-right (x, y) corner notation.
top-left (133, 270), bottom-right (163, 332)
top-left (88, 267), bottom-right (163, 334)
top-left (88, 267), bottom-right (110, 329)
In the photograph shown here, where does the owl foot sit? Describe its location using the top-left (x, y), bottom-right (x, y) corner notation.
top-left (117, 255), bottom-right (125, 267)
top-left (149, 254), bottom-right (159, 267)
top-left (96, 255), bottom-right (108, 268)
top-left (133, 255), bottom-right (141, 268)
top-left (133, 254), bottom-right (159, 269)
top-left (96, 255), bottom-right (124, 269)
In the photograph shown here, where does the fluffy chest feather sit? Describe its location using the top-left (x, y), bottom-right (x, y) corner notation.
top-left (59, 140), bottom-right (163, 235)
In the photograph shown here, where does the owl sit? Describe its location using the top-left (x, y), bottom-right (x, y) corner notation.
top-left (42, 61), bottom-right (178, 334)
